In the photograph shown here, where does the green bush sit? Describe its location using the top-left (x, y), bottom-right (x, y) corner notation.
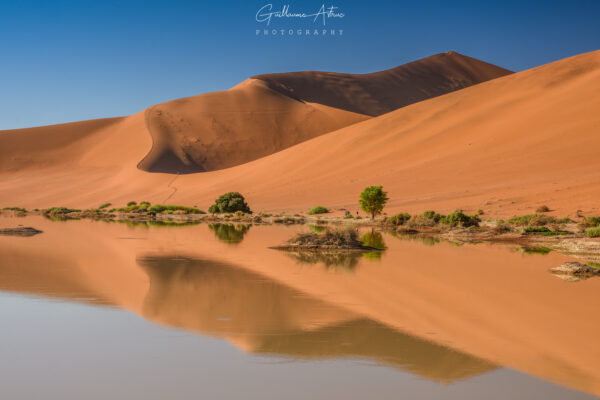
top-left (359, 186), bottom-right (388, 219)
top-left (440, 211), bottom-right (480, 227)
top-left (209, 192), bottom-right (252, 214)
top-left (586, 227), bottom-right (600, 238)
top-left (308, 206), bottom-right (329, 215)
top-left (386, 213), bottom-right (411, 226)
top-left (127, 201), bottom-right (137, 207)
top-left (98, 203), bottom-right (112, 210)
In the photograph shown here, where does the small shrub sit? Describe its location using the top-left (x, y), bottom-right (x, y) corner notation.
top-left (209, 192), bottom-right (252, 214)
top-left (127, 201), bottom-right (137, 207)
top-left (308, 206), bottom-right (329, 215)
top-left (536, 205), bottom-right (550, 213)
top-left (344, 213), bottom-right (354, 219)
top-left (260, 212), bottom-right (272, 218)
top-left (98, 203), bottom-right (112, 210)
top-left (586, 227), bottom-right (600, 238)
top-left (440, 211), bottom-right (480, 227)
top-left (477, 209), bottom-right (484, 215)
top-left (385, 213), bottom-right (411, 226)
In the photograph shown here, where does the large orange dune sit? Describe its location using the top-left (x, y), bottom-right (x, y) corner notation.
top-left (0, 50), bottom-right (598, 217)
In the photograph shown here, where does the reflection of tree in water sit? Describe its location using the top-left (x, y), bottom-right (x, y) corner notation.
top-left (308, 224), bottom-right (326, 234)
top-left (208, 223), bottom-right (251, 244)
top-left (285, 250), bottom-right (362, 271)
top-left (360, 231), bottom-right (386, 260)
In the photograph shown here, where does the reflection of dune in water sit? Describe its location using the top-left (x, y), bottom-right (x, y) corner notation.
top-left (138, 255), bottom-right (497, 383)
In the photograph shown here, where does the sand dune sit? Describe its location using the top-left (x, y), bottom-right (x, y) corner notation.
top-left (0, 51), bottom-right (598, 217)
top-left (139, 79), bottom-right (368, 172)
top-left (254, 51), bottom-right (512, 116)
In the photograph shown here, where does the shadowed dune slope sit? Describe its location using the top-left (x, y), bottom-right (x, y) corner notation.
top-left (138, 79), bottom-right (368, 173)
top-left (253, 51), bottom-right (512, 116)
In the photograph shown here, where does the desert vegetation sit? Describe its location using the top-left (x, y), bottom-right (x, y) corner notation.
top-left (208, 192), bottom-right (251, 214)
top-left (359, 186), bottom-right (388, 220)
top-left (308, 206), bottom-right (329, 215)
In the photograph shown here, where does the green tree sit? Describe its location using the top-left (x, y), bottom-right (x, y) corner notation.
top-left (210, 192), bottom-right (252, 214)
top-left (359, 186), bottom-right (388, 220)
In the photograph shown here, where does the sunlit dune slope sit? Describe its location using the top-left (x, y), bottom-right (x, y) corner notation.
top-left (253, 51), bottom-right (512, 116)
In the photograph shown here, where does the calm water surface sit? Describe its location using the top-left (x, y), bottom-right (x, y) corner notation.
top-left (0, 215), bottom-right (599, 399)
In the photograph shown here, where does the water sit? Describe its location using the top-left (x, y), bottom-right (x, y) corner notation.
top-left (0, 215), bottom-right (598, 399)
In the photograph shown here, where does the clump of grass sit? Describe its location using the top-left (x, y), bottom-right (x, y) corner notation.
top-left (581, 216), bottom-right (600, 228)
top-left (493, 220), bottom-right (512, 233)
top-left (508, 214), bottom-right (556, 226)
top-left (385, 213), bottom-right (411, 226)
top-left (2, 206), bottom-right (27, 212)
top-left (308, 206), bottom-right (329, 215)
top-left (260, 212), bottom-right (272, 218)
top-left (408, 210), bottom-right (445, 227)
top-left (127, 201), bottom-right (137, 206)
top-left (536, 205), bottom-right (551, 213)
top-left (477, 209), bottom-right (484, 215)
top-left (524, 226), bottom-right (551, 233)
top-left (147, 204), bottom-right (205, 214)
top-left (45, 207), bottom-right (81, 214)
top-left (587, 262), bottom-right (600, 269)
top-left (98, 203), bottom-right (112, 210)
top-left (344, 213), bottom-right (354, 219)
top-left (556, 217), bottom-right (574, 224)
top-left (116, 202), bottom-right (151, 213)
top-left (586, 227), bottom-right (600, 238)
top-left (440, 211), bottom-right (480, 227)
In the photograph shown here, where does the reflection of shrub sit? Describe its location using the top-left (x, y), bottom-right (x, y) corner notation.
top-left (208, 223), bottom-right (251, 244)
top-left (285, 251), bottom-right (360, 271)
top-left (308, 224), bottom-right (326, 234)
top-left (308, 206), bottom-right (329, 215)
top-left (209, 192), bottom-right (252, 214)
top-left (385, 213), bottom-right (410, 226)
top-left (586, 227), bottom-right (600, 238)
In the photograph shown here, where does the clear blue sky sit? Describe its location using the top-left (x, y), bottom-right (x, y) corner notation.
top-left (1, 0), bottom-right (598, 129)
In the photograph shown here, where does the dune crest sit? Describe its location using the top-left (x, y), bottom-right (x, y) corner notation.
top-left (253, 51), bottom-right (513, 116)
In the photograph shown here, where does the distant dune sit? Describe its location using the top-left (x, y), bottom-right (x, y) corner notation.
top-left (254, 51), bottom-right (512, 116)
top-left (0, 50), bottom-right (598, 217)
